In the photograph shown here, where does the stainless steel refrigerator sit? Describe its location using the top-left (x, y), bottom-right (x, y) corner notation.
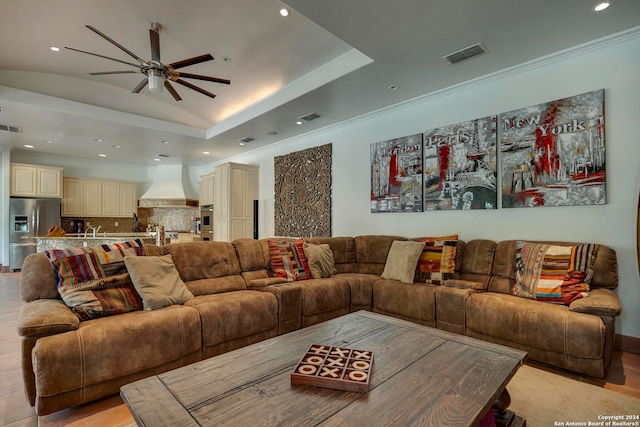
top-left (9, 198), bottom-right (61, 271)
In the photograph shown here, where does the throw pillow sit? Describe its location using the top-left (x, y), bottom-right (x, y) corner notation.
top-left (414, 235), bottom-right (458, 285)
top-left (303, 243), bottom-right (337, 279)
top-left (44, 239), bottom-right (145, 320)
top-left (268, 238), bottom-right (312, 281)
top-left (381, 240), bottom-right (426, 284)
top-left (514, 241), bottom-right (600, 305)
top-left (124, 255), bottom-right (194, 310)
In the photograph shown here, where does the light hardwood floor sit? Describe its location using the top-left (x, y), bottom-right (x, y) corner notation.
top-left (2, 271), bottom-right (639, 426)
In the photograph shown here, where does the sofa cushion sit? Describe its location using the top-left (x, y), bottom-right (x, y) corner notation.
top-left (185, 291), bottom-right (277, 347)
top-left (44, 240), bottom-right (145, 320)
top-left (124, 255), bottom-right (194, 310)
top-left (466, 292), bottom-right (604, 359)
top-left (303, 243), bottom-right (337, 279)
top-left (381, 240), bottom-right (425, 284)
top-left (414, 235), bottom-right (458, 285)
top-left (514, 241), bottom-right (599, 305)
top-left (268, 238), bottom-right (311, 281)
top-left (373, 280), bottom-right (438, 326)
top-left (32, 305), bottom-right (202, 396)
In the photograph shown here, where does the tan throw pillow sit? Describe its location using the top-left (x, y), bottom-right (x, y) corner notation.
top-left (124, 255), bottom-right (194, 310)
top-left (381, 240), bottom-right (426, 284)
top-left (303, 243), bottom-right (337, 279)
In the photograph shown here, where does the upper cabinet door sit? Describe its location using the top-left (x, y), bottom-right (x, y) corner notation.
top-left (10, 163), bottom-right (63, 198)
top-left (11, 165), bottom-right (37, 197)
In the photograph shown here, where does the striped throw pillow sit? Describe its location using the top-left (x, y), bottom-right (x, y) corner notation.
top-left (514, 241), bottom-right (600, 305)
top-left (414, 235), bottom-right (458, 285)
top-left (45, 239), bottom-right (145, 320)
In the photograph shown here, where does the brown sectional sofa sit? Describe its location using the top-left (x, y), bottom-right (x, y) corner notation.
top-left (17, 235), bottom-right (621, 415)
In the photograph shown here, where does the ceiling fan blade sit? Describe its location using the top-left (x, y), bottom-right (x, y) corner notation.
top-left (164, 81), bottom-right (182, 101)
top-left (175, 79), bottom-right (216, 99)
top-left (65, 47), bottom-right (141, 68)
top-left (150, 28), bottom-right (161, 63)
top-left (89, 71), bottom-right (139, 75)
top-left (86, 25), bottom-right (146, 65)
top-left (174, 72), bottom-right (230, 85)
top-left (169, 54), bottom-right (214, 70)
top-left (132, 78), bottom-right (148, 94)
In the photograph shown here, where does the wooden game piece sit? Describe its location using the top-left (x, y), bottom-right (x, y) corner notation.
top-left (325, 358), bottom-right (344, 367)
top-left (310, 345), bottom-right (329, 354)
top-left (320, 367), bottom-right (340, 378)
top-left (306, 355), bottom-right (324, 364)
top-left (352, 361), bottom-right (369, 370)
top-left (353, 350), bottom-right (370, 359)
top-left (349, 371), bottom-right (368, 381)
top-left (298, 365), bottom-right (317, 375)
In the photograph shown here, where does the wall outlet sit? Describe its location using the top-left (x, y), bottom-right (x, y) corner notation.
top-left (115, 221), bottom-right (119, 227)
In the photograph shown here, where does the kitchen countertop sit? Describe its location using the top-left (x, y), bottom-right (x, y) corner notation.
top-left (26, 234), bottom-right (171, 251)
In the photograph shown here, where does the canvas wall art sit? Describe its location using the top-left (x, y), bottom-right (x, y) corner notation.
top-left (501, 89), bottom-right (606, 208)
top-left (274, 143), bottom-right (332, 237)
top-left (423, 116), bottom-right (498, 210)
top-left (370, 133), bottom-right (423, 213)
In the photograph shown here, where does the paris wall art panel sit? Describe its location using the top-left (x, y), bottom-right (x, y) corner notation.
top-left (423, 116), bottom-right (498, 210)
top-left (501, 89), bottom-right (606, 208)
top-left (370, 133), bottom-right (423, 213)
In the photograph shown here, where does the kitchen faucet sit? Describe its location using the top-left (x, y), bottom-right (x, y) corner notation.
top-left (84, 225), bottom-right (102, 237)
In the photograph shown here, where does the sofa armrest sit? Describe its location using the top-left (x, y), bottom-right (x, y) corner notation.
top-left (444, 279), bottom-right (486, 291)
top-left (569, 288), bottom-right (622, 317)
top-left (18, 299), bottom-right (79, 337)
top-left (247, 277), bottom-right (289, 289)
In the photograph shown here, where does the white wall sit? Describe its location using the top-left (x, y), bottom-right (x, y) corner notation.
top-left (216, 33), bottom-right (640, 339)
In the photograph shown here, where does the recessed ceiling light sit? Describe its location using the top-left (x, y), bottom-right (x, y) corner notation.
top-left (203, 151), bottom-right (210, 155)
top-left (50, 46), bottom-right (60, 52)
top-left (296, 121), bottom-right (303, 125)
top-left (239, 142), bottom-right (245, 146)
top-left (98, 154), bottom-right (107, 157)
top-left (112, 145), bottom-right (121, 148)
top-left (279, 8), bottom-right (290, 17)
top-left (265, 131), bottom-right (278, 136)
top-left (43, 140), bottom-right (52, 144)
top-left (24, 144), bottom-right (34, 148)
top-left (594, 1), bottom-right (611, 11)
top-left (154, 158), bottom-right (161, 161)
top-left (223, 57), bottom-right (232, 63)
top-left (161, 140), bottom-right (169, 144)
top-left (94, 138), bottom-right (103, 142)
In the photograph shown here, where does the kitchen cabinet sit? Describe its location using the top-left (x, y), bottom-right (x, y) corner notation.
top-left (63, 177), bottom-right (137, 217)
top-left (10, 163), bottom-right (63, 198)
top-left (199, 172), bottom-right (214, 206)
top-left (213, 162), bottom-right (258, 242)
top-left (102, 181), bottom-right (138, 217)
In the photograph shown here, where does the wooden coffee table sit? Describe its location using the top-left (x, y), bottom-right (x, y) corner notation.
top-left (121, 311), bottom-right (527, 426)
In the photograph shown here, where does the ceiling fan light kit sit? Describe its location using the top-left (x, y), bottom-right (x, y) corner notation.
top-left (65, 23), bottom-right (230, 101)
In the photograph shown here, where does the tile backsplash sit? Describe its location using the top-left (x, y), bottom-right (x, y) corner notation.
top-left (61, 206), bottom-right (199, 234)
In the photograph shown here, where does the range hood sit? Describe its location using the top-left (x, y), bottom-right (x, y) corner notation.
top-left (139, 165), bottom-right (198, 208)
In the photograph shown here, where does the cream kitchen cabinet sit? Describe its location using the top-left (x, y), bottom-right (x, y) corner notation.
top-left (213, 162), bottom-right (258, 242)
top-left (63, 177), bottom-right (137, 217)
top-left (10, 163), bottom-right (63, 198)
top-left (102, 181), bottom-right (138, 217)
top-left (199, 172), bottom-right (214, 206)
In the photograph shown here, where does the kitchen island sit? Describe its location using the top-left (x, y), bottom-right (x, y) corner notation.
top-left (30, 233), bottom-right (169, 252)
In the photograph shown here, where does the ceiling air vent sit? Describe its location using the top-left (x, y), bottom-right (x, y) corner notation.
top-left (239, 137), bottom-right (255, 143)
top-left (0, 124), bottom-right (23, 133)
top-left (155, 153), bottom-right (170, 158)
top-left (298, 112), bottom-right (321, 122)
top-left (443, 43), bottom-right (488, 65)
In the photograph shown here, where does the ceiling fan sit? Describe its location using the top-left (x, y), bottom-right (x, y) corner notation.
top-left (65, 23), bottom-right (230, 101)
